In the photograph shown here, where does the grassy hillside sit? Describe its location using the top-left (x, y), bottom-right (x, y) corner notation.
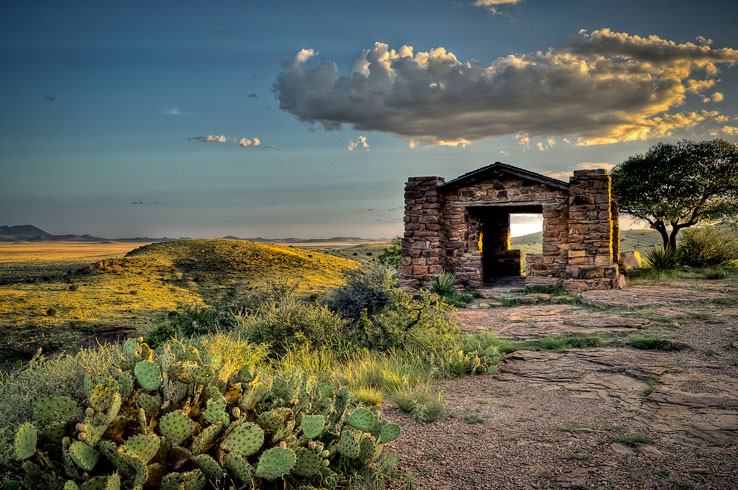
top-left (510, 229), bottom-right (666, 256)
top-left (0, 239), bottom-right (359, 365)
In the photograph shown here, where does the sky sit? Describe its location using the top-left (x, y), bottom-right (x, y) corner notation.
top-left (1, 0), bottom-right (738, 239)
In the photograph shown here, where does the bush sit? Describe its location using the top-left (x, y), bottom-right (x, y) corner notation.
top-left (430, 273), bottom-right (457, 297)
top-left (377, 237), bottom-right (401, 268)
top-left (677, 225), bottom-right (738, 266)
top-left (329, 269), bottom-right (394, 325)
top-left (238, 295), bottom-right (345, 354)
top-left (0, 338), bottom-right (401, 489)
top-left (642, 247), bottom-right (678, 272)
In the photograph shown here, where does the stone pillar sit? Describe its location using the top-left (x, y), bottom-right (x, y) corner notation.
top-left (611, 199), bottom-right (622, 269)
top-left (526, 200), bottom-right (568, 287)
top-left (564, 169), bottom-right (624, 290)
top-left (400, 177), bottom-right (446, 289)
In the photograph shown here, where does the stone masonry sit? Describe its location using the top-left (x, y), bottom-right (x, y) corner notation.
top-left (400, 163), bottom-right (624, 291)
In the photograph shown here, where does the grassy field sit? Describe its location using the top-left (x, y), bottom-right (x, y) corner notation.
top-left (511, 228), bottom-right (666, 259)
top-left (0, 239), bottom-right (361, 365)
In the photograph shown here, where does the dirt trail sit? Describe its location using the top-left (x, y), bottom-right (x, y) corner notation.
top-left (387, 280), bottom-right (738, 489)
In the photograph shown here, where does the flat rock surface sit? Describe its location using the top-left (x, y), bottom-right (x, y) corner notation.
top-left (389, 280), bottom-right (738, 489)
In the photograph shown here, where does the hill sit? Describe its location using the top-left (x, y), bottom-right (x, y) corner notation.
top-left (0, 239), bottom-right (360, 365)
top-left (510, 229), bottom-right (666, 256)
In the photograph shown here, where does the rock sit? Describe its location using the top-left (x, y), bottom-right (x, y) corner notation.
top-left (610, 443), bottom-right (634, 456)
top-left (621, 250), bottom-right (642, 268)
top-left (638, 444), bottom-right (663, 458)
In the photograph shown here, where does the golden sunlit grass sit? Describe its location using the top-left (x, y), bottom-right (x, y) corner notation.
top-left (0, 239), bottom-right (360, 365)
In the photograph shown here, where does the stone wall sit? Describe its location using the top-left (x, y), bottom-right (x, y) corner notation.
top-left (401, 165), bottom-right (624, 291)
top-left (400, 177), bottom-right (445, 289)
top-left (563, 169), bottom-right (623, 291)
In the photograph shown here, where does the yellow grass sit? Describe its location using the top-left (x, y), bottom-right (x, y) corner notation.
top-left (0, 241), bottom-right (151, 264)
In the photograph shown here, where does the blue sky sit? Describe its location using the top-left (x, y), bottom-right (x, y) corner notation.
top-left (1, 0), bottom-right (738, 238)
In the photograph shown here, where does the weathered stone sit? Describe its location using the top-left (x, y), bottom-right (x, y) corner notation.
top-left (621, 250), bottom-right (642, 268)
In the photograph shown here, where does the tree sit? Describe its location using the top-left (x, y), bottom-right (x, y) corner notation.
top-left (611, 139), bottom-right (738, 250)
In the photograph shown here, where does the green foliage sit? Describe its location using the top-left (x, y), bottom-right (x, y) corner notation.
top-left (329, 269), bottom-right (394, 326)
top-left (377, 238), bottom-right (401, 268)
top-left (677, 225), bottom-right (738, 266)
top-left (430, 273), bottom-right (457, 297)
top-left (0, 338), bottom-right (399, 489)
top-left (616, 433), bottom-right (652, 446)
top-left (528, 333), bottom-right (603, 353)
top-left (642, 247), bottom-right (678, 272)
top-left (392, 385), bottom-right (444, 423)
top-left (611, 139), bottom-right (738, 250)
top-left (628, 333), bottom-right (675, 351)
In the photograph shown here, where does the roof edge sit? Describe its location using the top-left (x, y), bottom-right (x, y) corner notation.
top-left (438, 162), bottom-right (569, 190)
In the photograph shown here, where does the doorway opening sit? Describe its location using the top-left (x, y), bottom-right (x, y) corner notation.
top-left (471, 205), bottom-right (543, 283)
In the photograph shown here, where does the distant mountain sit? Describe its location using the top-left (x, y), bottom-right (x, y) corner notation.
top-left (223, 236), bottom-right (387, 244)
top-left (0, 225), bottom-right (384, 244)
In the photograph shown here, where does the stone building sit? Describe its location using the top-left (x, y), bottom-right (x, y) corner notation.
top-left (400, 163), bottom-right (624, 291)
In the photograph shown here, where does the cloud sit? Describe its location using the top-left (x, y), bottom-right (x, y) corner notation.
top-left (43, 92), bottom-right (56, 102)
top-left (347, 135), bottom-right (370, 151)
top-left (188, 134), bottom-right (264, 148)
top-left (723, 126), bottom-right (738, 135)
top-left (697, 36), bottom-right (713, 46)
top-left (237, 137), bottom-right (260, 147)
top-left (248, 93), bottom-right (258, 99)
top-left (273, 30), bottom-right (738, 147)
top-left (165, 107), bottom-right (195, 116)
top-left (472, 0), bottom-right (522, 14)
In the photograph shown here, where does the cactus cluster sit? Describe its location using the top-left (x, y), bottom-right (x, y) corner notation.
top-left (2, 338), bottom-right (399, 489)
top-left (446, 335), bottom-right (502, 375)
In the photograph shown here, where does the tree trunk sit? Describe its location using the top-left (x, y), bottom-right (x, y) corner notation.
top-left (651, 221), bottom-right (670, 249)
top-left (668, 229), bottom-right (679, 251)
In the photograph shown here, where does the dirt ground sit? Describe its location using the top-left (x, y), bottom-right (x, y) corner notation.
top-left (385, 279), bottom-right (738, 489)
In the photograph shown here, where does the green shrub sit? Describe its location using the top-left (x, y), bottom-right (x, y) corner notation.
top-left (677, 225), bottom-right (738, 266)
top-left (642, 247), bottom-right (678, 272)
top-left (377, 238), bottom-right (401, 268)
top-left (430, 273), bottom-right (457, 297)
top-left (238, 296), bottom-right (345, 354)
top-left (329, 269), bottom-right (394, 326)
top-left (0, 338), bottom-right (401, 489)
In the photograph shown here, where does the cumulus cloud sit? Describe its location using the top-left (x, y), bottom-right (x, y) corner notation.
top-left (188, 134), bottom-right (263, 148)
top-left (723, 126), bottom-right (738, 135)
top-left (347, 136), bottom-right (370, 151)
top-left (473, 0), bottom-right (522, 14)
top-left (237, 137), bottom-right (260, 147)
top-left (273, 29), bottom-right (738, 147)
top-left (697, 36), bottom-right (713, 46)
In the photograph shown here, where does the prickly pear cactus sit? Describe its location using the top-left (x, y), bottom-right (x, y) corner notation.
top-left (0, 337), bottom-right (400, 489)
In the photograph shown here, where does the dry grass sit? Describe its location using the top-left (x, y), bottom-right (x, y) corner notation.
top-left (0, 239), bottom-right (360, 365)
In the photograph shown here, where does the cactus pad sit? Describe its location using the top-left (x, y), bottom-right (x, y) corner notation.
top-left (193, 454), bottom-right (225, 482)
top-left (120, 434), bottom-right (160, 464)
top-left (256, 411), bottom-right (284, 432)
top-left (137, 392), bottom-right (161, 418)
top-left (134, 360), bottom-right (162, 392)
top-left (347, 408), bottom-right (375, 432)
top-left (221, 421), bottom-right (264, 457)
top-left (255, 446), bottom-right (296, 480)
top-left (237, 364), bottom-right (256, 383)
top-left (338, 430), bottom-right (360, 459)
top-left (161, 470), bottom-right (206, 490)
top-left (379, 423), bottom-right (400, 443)
top-left (190, 422), bottom-right (223, 456)
top-left (223, 453), bottom-right (253, 486)
top-left (202, 395), bottom-right (229, 426)
top-left (358, 435), bottom-right (376, 462)
top-left (159, 411), bottom-right (195, 445)
top-left (116, 372), bottom-right (134, 399)
top-left (239, 380), bottom-right (271, 411)
top-left (14, 423), bottom-right (37, 460)
top-left (32, 396), bottom-right (80, 427)
top-left (292, 447), bottom-right (322, 477)
top-left (89, 378), bottom-right (120, 412)
top-left (63, 481), bottom-right (80, 490)
top-left (300, 415), bottom-right (325, 439)
top-left (192, 364), bottom-right (214, 384)
top-left (69, 440), bottom-right (100, 471)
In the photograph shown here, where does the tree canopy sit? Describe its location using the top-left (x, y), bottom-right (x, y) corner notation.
top-left (611, 139), bottom-right (738, 250)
